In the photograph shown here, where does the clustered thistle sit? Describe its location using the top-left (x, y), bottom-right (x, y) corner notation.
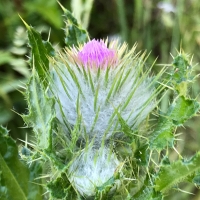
top-left (48, 38), bottom-right (161, 197)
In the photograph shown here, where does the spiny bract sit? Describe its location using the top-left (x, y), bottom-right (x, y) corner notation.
top-left (49, 39), bottom-right (159, 196)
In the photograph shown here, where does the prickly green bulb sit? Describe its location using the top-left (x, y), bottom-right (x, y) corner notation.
top-left (51, 39), bottom-right (157, 142)
top-left (49, 39), bottom-right (159, 196)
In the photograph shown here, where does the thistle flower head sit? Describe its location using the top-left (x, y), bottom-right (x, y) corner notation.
top-left (51, 39), bottom-right (158, 142)
top-left (77, 39), bottom-right (117, 68)
top-left (49, 38), bottom-right (162, 197)
top-left (68, 147), bottom-right (119, 197)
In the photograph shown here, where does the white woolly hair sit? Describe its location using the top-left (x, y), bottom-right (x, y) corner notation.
top-left (48, 40), bottom-right (163, 197)
top-left (68, 146), bottom-right (120, 197)
top-left (49, 41), bottom-right (160, 144)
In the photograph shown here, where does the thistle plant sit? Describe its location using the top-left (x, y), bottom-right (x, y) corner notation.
top-left (49, 37), bottom-right (160, 197)
top-left (1, 6), bottom-right (200, 200)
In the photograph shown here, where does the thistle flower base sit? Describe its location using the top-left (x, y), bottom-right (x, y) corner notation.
top-left (68, 147), bottom-right (120, 197)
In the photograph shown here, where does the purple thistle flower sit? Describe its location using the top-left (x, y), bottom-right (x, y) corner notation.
top-left (77, 39), bottom-right (117, 68)
top-left (50, 39), bottom-right (161, 197)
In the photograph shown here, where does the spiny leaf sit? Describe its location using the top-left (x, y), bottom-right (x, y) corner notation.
top-left (0, 126), bottom-right (8, 135)
top-left (20, 16), bottom-right (55, 82)
top-left (0, 126), bottom-right (28, 200)
top-left (150, 96), bottom-right (200, 151)
top-left (134, 176), bottom-right (163, 200)
top-left (134, 187), bottom-right (163, 200)
top-left (47, 172), bottom-right (77, 199)
top-left (22, 70), bottom-right (55, 150)
top-left (170, 54), bottom-right (194, 96)
top-left (155, 152), bottom-right (200, 192)
top-left (0, 126), bottom-right (42, 200)
top-left (171, 54), bottom-right (192, 84)
top-left (192, 175), bottom-right (200, 187)
top-left (61, 6), bottom-right (89, 47)
top-left (95, 173), bottom-right (119, 200)
top-left (149, 118), bottom-right (175, 150)
top-left (168, 96), bottom-right (200, 125)
top-left (150, 53), bottom-right (199, 151)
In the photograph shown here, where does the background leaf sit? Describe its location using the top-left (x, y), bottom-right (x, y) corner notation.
top-left (0, 126), bottom-right (42, 200)
top-left (24, 0), bottom-right (62, 28)
top-left (150, 96), bottom-right (200, 151)
top-left (155, 152), bottom-right (200, 193)
top-left (60, 5), bottom-right (89, 47)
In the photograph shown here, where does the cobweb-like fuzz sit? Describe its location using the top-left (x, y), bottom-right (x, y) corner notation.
top-left (68, 146), bottom-right (119, 196)
top-left (49, 39), bottom-right (161, 196)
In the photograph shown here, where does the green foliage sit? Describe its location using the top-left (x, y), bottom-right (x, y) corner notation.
top-left (150, 53), bottom-right (200, 151)
top-left (47, 172), bottom-right (77, 199)
top-left (0, 126), bottom-right (28, 200)
top-left (19, 8), bottom-right (200, 200)
top-left (172, 55), bottom-right (192, 84)
top-left (0, 26), bottom-right (29, 139)
top-left (0, 126), bottom-right (42, 200)
top-left (170, 54), bottom-right (194, 96)
top-left (155, 152), bottom-right (200, 193)
top-left (134, 144), bottom-right (149, 166)
top-left (150, 96), bottom-right (200, 150)
top-left (60, 4), bottom-right (89, 47)
top-left (1, 1), bottom-right (200, 200)
top-left (24, 0), bottom-right (62, 28)
top-left (135, 187), bottom-right (163, 200)
top-left (0, 0), bottom-right (66, 139)
top-left (71, 0), bottom-right (94, 29)
top-left (168, 96), bottom-right (200, 125)
top-left (133, 176), bottom-right (163, 200)
top-left (95, 174), bottom-right (119, 200)
top-left (22, 71), bottom-right (55, 149)
top-left (20, 18), bottom-right (55, 82)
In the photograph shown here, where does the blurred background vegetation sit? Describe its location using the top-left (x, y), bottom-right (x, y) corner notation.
top-left (0, 0), bottom-right (200, 199)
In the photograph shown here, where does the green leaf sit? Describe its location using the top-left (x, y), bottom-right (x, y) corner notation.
top-left (150, 96), bottom-right (200, 151)
top-left (134, 176), bottom-right (163, 200)
top-left (155, 152), bottom-right (200, 192)
top-left (23, 71), bottom-right (55, 150)
top-left (0, 126), bottom-right (28, 200)
top-left (134, 144), bottom-right (150, 166)
top-left (168, 96), bottom-right (200, 125)
top-left (59, 5), bottom-right (89, 47)
top-left (47, 172), bottom-right (77, 199)
top-left (0, 77), bottom-right (27, 94)
top-left (20, 16), bottom-right (55, 82)
top-left (170, 54), bottom-right (194, 96)
top-left (134, 188), bottom-right (163, 200)
top-left (0, 126), bottom-right (42, 200)
top-left (192, 174), bottom-right (200, 187)
top-left (95, 175), bottom-right (117, 200)
top-left (117, 110), bottom-right (135, 138)
top-left (149, 118), bottom-right (175, 151)
top-left (172, 54), bottom-right (192, 84)
top-left (27, 160), bottom-right (43, 200)
top-left (0, 171), bottom-right (8, 199)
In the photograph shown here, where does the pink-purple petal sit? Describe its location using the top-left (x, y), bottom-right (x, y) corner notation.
top-left (77, 39), bottom-right (117, 68)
